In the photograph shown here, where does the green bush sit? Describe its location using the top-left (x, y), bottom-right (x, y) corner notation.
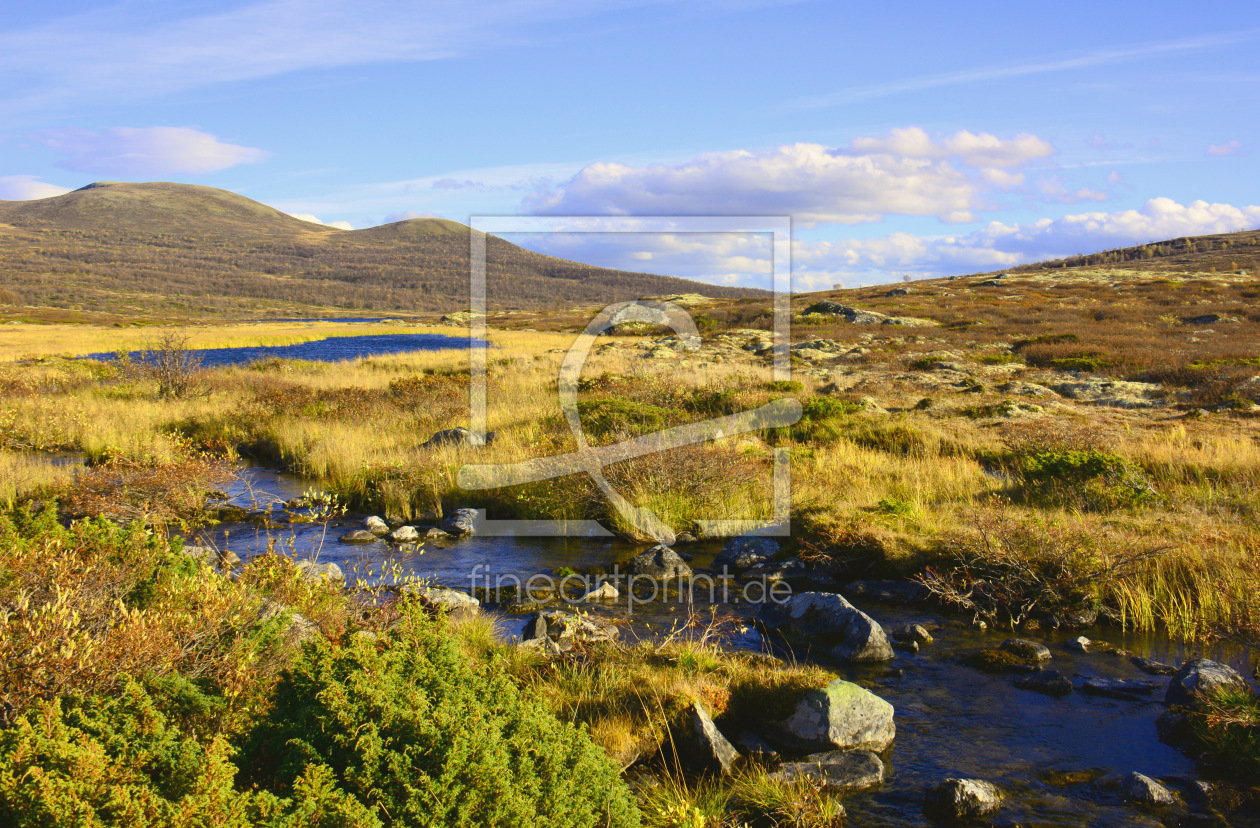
top-left (240, 606), bottom-right (639, 828)
top-left (764, 380), bottom-right (803, 393)
top-left (1021, 449), bottom-right (1154, 510)
top-left (578, 397), bottom-right (671, 440)
top-left (0, 678), bottom-right (376, 828)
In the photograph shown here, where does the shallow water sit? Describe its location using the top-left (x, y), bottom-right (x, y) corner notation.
top-left (85, 331), bottom-right (484, 368)
top-left (196, 466), bottom-right (1258, 827)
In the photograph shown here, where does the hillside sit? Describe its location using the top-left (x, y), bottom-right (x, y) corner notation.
top-left (0, 182), bottom-right (761, 319)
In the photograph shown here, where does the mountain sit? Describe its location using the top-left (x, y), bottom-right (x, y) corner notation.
top-left (0, 182), bottom-right (762, 319)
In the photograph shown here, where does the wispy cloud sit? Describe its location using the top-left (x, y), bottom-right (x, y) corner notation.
top-left (41, 127), bottom-right (270, 177)
top-left (783, 29), bottom-right (1260, 110)
top-left (1207, 140), bottom-right (1243, 157)
top-left (0, 0), bottom-right (788, 119)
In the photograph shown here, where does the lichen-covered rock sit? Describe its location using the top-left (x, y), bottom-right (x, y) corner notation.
top-left (1121, 772), bottom-right (1175, 806)
top-left (760, 592), bottom-right (894, 662)
top-left (776, 679), bottom-right (895, 752)
top-left (339, 529), bottom-right (377, 544)
top-left (364, 515), bottom-right (390, 535)
top-left (440, 508), bottom-right (479, 537)
top-left (423, 427), bottom-right (495, 449)
top-left (388, 525), bottom-right (420, 543)
top-left (406, 585), bottom-right (480, 616)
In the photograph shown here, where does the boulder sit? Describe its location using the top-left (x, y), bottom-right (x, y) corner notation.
top-left (388, 525), bottom-right (421, 543)
top-left (628, 545), bottom-right (692, 579)
top-left (424, 526), bottom-right (451, 539)
top-left (773, 750), bottom-right (885, 793)
top-left (407, 585), bottom-right (480, 616)
top-left (713, 536), bottom-right (780, 572)
top-left (1015, 670), bottom-right (1074, 697)
top-left (1066, 636), bottom-right (1091, 652)
top-left (734, 731), bottom-right (779, 762)
top-left (1121, 772), bottom-right (1176, 807)
top-left (440, 508), bottom-right (479, 537)
top-left (776, 679), bottom-right (895, 752)
top-left (760, 592), bottom-right (894, 662)
top-left (1000, 638), bottom-right (1052, 663)
top-left (363, 515), bottom-right (390, 535)
top-left (686, 703), bottom-right (740, 775)
top-left (295, 560), bottom-right (343, 583)
top-left (580, 582), bottom-right (620, 601)
top-left (1165, 658), bottom-right (1253, 708)
top-left (924, 778), bottom-right (1004, 819)
top-left (891, 623), bottom-right (933, 646)
top-left (423, 427), bottom-right (495, 449)
top-left (339, 529), bottom-right (377, 544)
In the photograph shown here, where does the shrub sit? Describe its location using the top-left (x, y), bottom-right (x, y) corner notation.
top-left (240, 605), bottom-right (640, 828)
top-left (579, 397), bottom-right (672, 440)
top-left (1190, 690), bottom-right (1260, 778)
top-left (764, 380), bottom-right (803, 393)
top-left (0, 679), bottom-right (378, 828)
top-left (1020, 449), bottom-right (1154, 510)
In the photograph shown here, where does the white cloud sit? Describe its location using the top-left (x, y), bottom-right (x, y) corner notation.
top-left (289, 212), bottom-right (353, 230)
top-left (506, 198), bottom-right (1260, 290)
top-left (40, 126), bottom-right (270, 178)
top-left (523, 128), bottom-right (1054, 226)
top-left (1207, 140), bottom-right (1243, 157)
top-left (797, 197), bottom-right (1260, 286)
top-left (0, 174), bottom-right (71, 200)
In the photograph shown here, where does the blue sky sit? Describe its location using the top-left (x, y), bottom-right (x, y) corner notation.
top-left (1, 0), bottom-right (1257, 290)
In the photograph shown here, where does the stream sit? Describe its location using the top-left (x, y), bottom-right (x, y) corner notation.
top-left (190, 465), bottom-right (1258, 827)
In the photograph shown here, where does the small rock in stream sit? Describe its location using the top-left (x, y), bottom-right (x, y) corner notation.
top-left (1081, 678), bottom-right (1161, 701)
top-left (1131, 656), bottom-right (1177, 676)
top-left (1000, 638), bottom-right (1052, 663)
top-left (1015, 670), bottom-right (1074, 697)
top-left (1121, 772), bottom-right (1176, 807)
top-left (924, 778), bottom-right (1004, 819)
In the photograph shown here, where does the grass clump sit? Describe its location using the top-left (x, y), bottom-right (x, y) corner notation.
top-left (1020, 448), bottom-right (1155, 510)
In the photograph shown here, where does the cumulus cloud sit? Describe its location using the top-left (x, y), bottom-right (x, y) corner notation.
top-left (523, 127), bottom-right (1055, 226)
top-left (41, 126), bottom-right (270, 177)
top-left (0, 174), bottom-right (71, 200)
top-left (289, 213), bottom-right (353, 230)
top-left (506, 198), bottom-right (1260, 290)
top-left (1207, 140), bottom-right (1243, 157)
top-left (797, 197), bottom-right (1260, 286)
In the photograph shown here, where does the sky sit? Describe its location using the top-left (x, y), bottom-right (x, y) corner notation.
top-left (1, 0), bottom-right (1258, 290)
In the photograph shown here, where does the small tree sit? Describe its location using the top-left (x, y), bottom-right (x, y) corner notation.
top-left (133, 333), bottom-right (204, 399)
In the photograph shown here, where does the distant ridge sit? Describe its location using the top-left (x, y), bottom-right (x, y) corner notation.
top-left (0, 182), bottom-right (763, 317)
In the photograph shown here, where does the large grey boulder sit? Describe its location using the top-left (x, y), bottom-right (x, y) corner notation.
top-left (772, 750), bottom-right (885, 793)
top-left (686, 703), bottom-right (740, 775)
top-left (760, 591), bottom-right (894, 662)
top-left (713, 536), bottom-right (780, 572)
top-left (1165, 658), bottom-right (1253, 708)
top-left (440, 508), bottom-right (479, 537)
top-left (628, 545), bottom-right (692, 579)
top-left (924, 778), bottom-right (1004, 819)
top-left (776, 679), bottom-right (895, 752)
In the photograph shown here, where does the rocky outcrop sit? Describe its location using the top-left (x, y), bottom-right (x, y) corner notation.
top-left (760, 592), bottom-right (894, 662)
top-left (1165, 658), bottom-right (1253, 708)
top-left (775, 679), bottom-right (895, 752)
top-left (628, 545), bottom-right (692, 579)
top-left (520, 609), bottom-right (620, 655)
top-left (802, 302), bottom-right (934, 327)
top-left (924, 778), bottom-right (1004, 819)
top-left (772, 750), bottom-right (885, 793)
top-left (1049, 379), bottom-right (1165, 409)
